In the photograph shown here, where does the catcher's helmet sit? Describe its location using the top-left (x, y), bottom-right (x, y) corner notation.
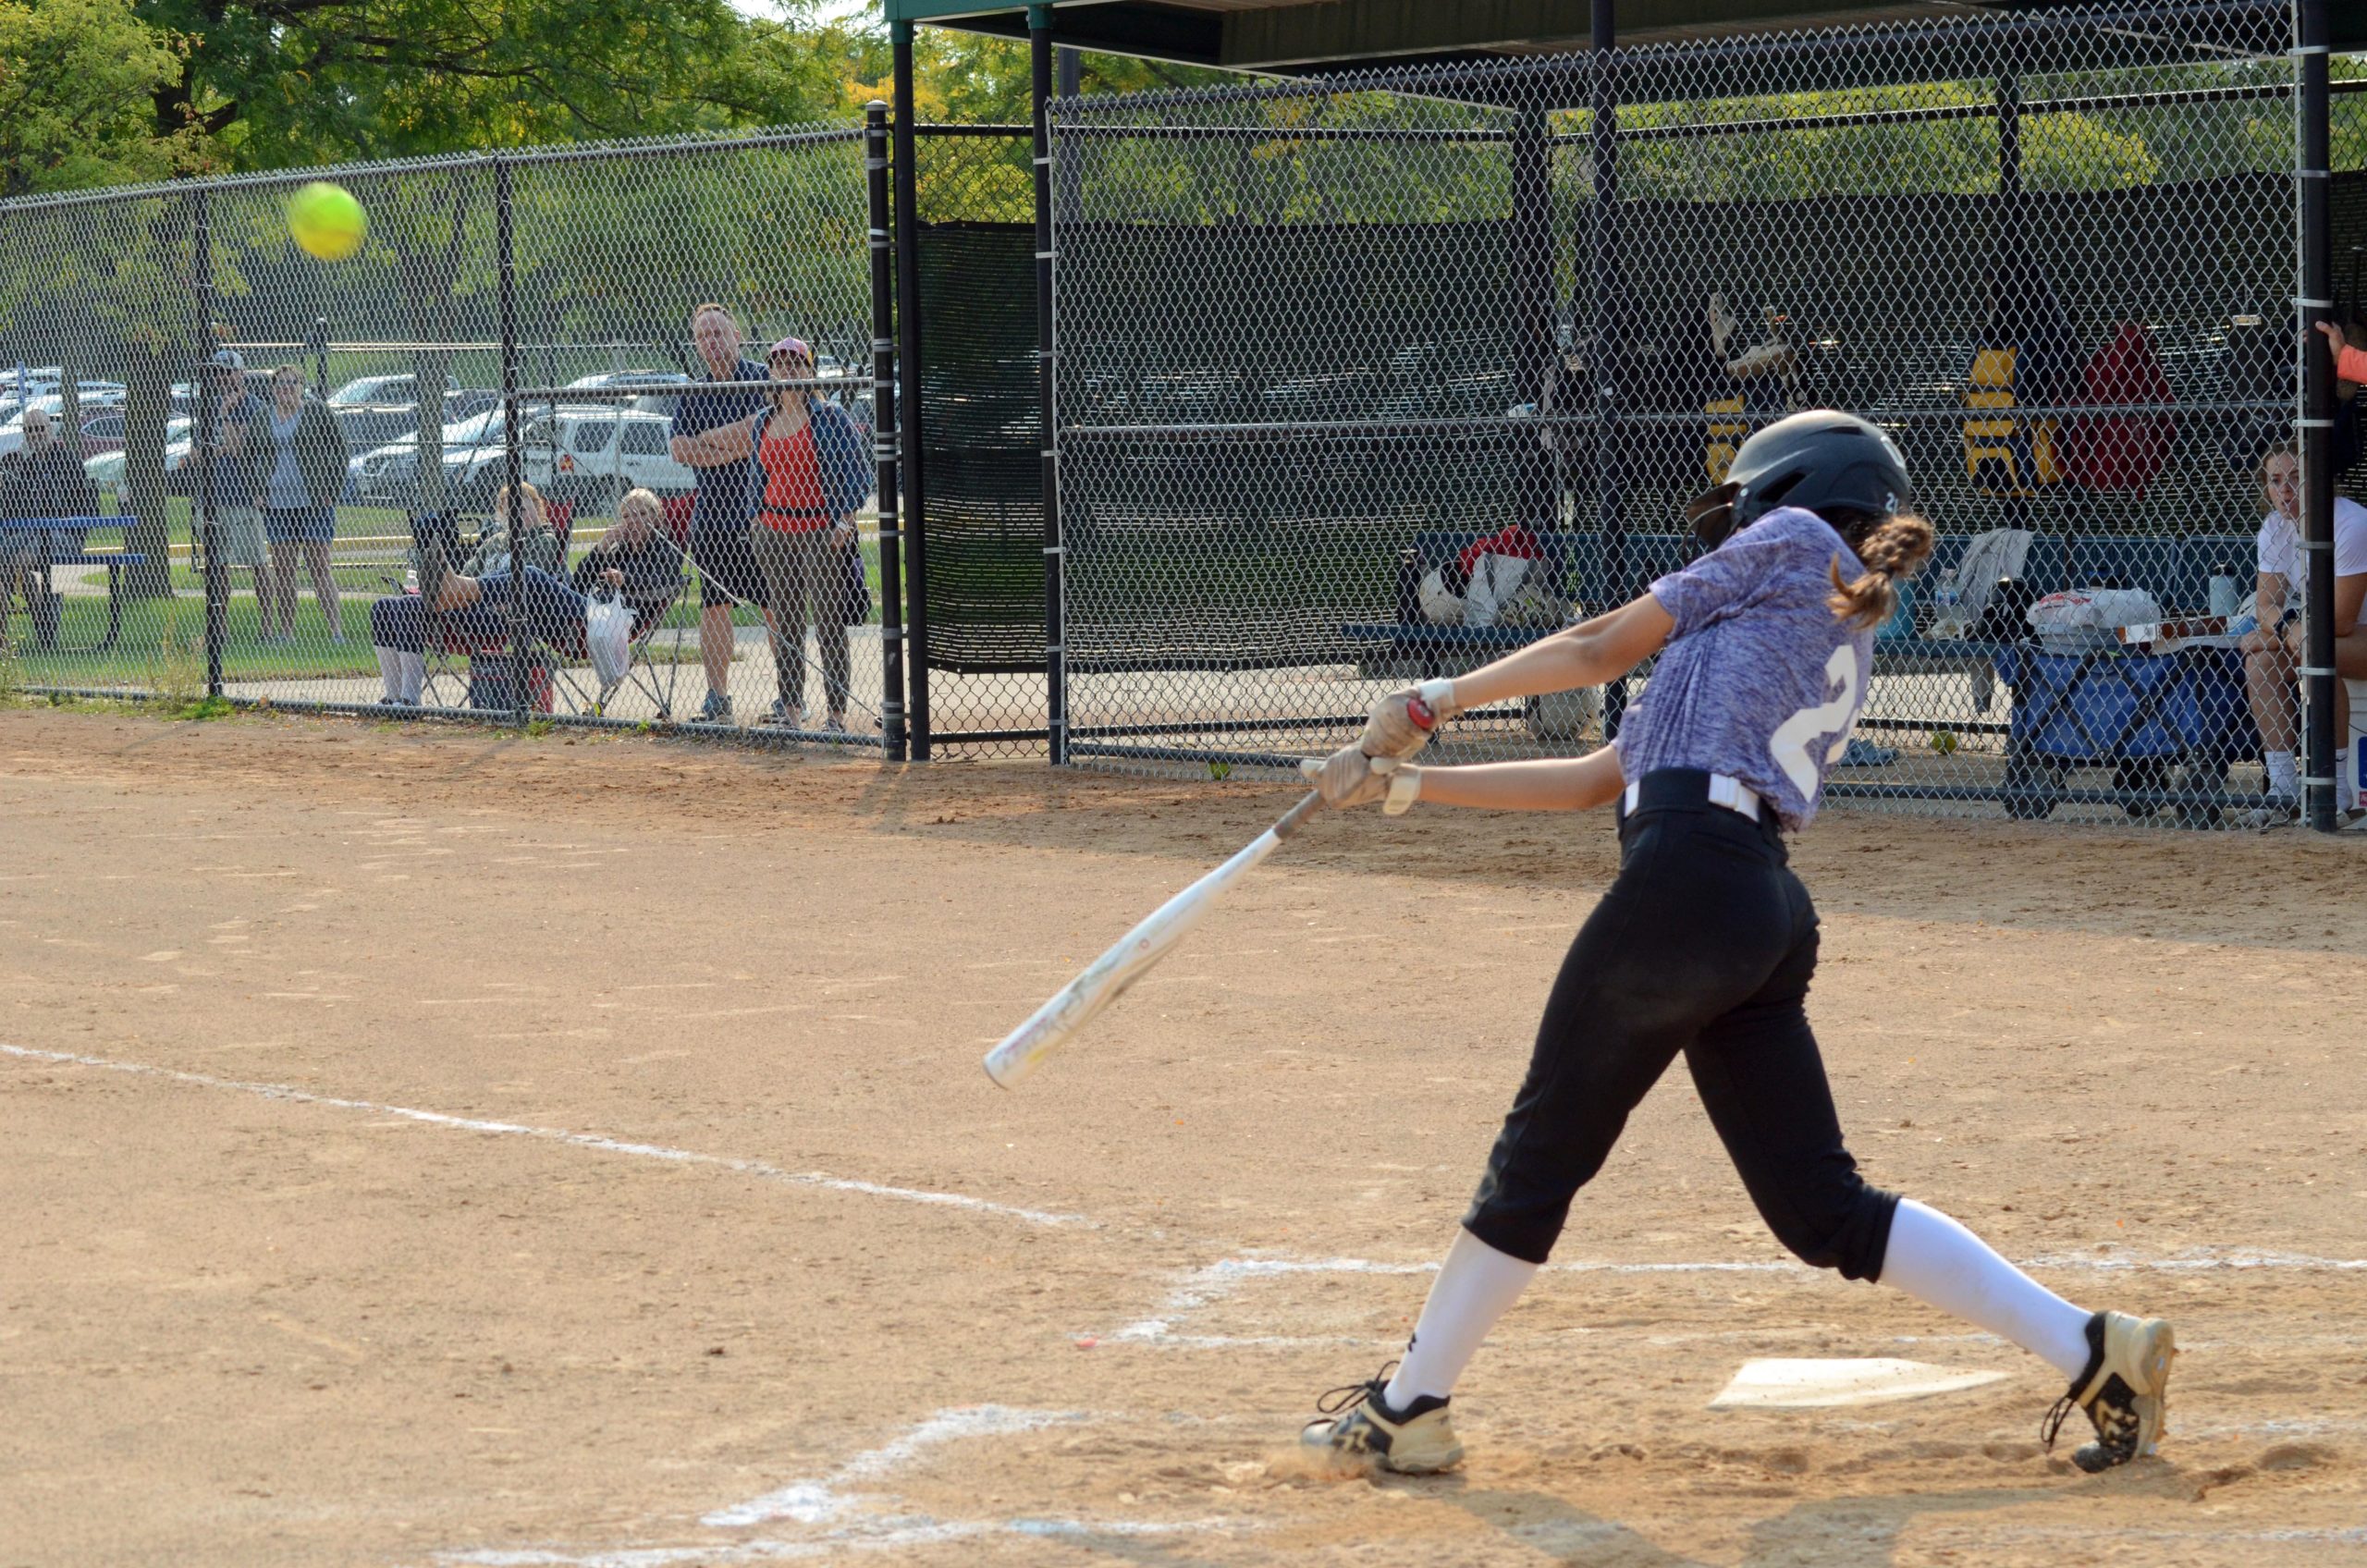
top-left (1686, 409), bottom-right (1912, 548)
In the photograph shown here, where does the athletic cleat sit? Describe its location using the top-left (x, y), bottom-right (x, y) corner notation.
top-left (2042, 1311), bottom-right (2175, 1473)
top-left (2243, 795), bottom-right (2299, 831)
top-left (1301, 1364), bottom-right (1463, 1475)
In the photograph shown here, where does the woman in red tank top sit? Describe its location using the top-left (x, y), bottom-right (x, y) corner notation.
top-left (747, 337), bottom-right (855, 729)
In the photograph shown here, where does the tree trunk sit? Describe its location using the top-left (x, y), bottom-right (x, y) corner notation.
top-left (119, 349), bottom-right (177, 598)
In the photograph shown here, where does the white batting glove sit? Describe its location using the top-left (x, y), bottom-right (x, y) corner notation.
top-left (1300, 748), bottom-right (1422, 815)
top-left (1359, 678), bottom-right (1461, 761)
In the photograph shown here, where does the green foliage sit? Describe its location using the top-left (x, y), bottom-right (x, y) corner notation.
top-left (0, 0), bottom-right (209, 197)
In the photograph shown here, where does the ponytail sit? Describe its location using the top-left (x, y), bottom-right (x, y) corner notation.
top-left (1822, 509), bottom-right (1934, 631)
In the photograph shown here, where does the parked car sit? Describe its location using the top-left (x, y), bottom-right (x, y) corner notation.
top-left (566, 370), bottom-right (691, 416)
top-left (0, 392), bottom-right (129, 459)
top-left (350, 409), bottom-right (515, 507)
top-left (531, 407), bottom-right (695, 515)
top-left (332, 404), bottom-right (422, 455)
top-left (328, 372), bottom-right (462, 408)
top-left (83, 417), bottom-right (194, 493)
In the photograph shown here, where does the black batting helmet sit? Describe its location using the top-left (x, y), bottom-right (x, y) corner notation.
top-left (1686, 409), bottom-right (1912, 548)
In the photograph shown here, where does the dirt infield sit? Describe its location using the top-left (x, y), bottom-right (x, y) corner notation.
top-left (3, 708), bottom-right (2364, 1567)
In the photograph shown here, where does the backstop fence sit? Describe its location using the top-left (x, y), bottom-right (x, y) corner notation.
top-left (4, 5), bottom-right (2363, 829)
top-left (1047, 1), bottom-right (2367, 827)
top-left (0, 121), bottom-right (895, 745)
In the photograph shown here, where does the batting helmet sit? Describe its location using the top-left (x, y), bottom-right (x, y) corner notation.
top-left (1685, 409), bottom-right (1913, 548)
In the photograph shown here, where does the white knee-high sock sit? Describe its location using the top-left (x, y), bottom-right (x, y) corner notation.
top-left (1383, 1228), bottom-right (1540, 1408)
top-left (1880, 1199), bottom-right (2092, 1378)
top-left (374, 644), bottom-right (402, 699)
top-left (397, 651), bottom-right (423, 702)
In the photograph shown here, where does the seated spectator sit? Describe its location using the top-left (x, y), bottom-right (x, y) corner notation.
top-left (570, 486), bottom-right (681, 636)
top-left (2237, 437), bottom-right (2367, 827)
top-left (0, 407), bottom-right (103, 653)
top-left (368, 484), bottom-right (572, 704)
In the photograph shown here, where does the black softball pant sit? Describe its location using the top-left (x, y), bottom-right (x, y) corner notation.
top-left (1463, 769), bottom-right (1899, 1278)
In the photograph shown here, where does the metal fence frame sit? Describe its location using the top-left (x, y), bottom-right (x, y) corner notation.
top-left (1, 119), bottom-right (902, 753)
top-left (1028, 0), bottom-right (2365, 830)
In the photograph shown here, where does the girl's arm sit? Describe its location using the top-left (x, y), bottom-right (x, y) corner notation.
top-left (1407, 745), bottom-right (1626, 814)
top-left (1444, 594), bottom-right (1675, 713)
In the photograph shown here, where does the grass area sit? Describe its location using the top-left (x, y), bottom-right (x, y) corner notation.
top-left (4, 539), bottom-right (887, 689)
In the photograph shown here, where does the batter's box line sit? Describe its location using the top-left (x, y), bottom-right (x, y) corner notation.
top-left (1110, 1246), bottom-right (2367, 1345)
top-left (0, 1042), bottom-right (1085, 1231)
top-left (431, 1405), bottom-right (1255, 1567)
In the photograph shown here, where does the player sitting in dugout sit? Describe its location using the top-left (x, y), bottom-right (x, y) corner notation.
top-left (368, 483), bottom-right (671, 706)
top-left (2237, 432), bottom-right (2367, 828)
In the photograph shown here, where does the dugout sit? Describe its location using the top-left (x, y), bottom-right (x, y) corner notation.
top-left (885, 1), bottom-right (2367, 829)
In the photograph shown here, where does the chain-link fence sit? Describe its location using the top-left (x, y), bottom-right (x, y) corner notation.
top-left (1052, 1), bottom-right (2367, 826)
top-left (901, 125), bottom-right (1052, 758)
top-left (0, 123), bottom-right (898, 748)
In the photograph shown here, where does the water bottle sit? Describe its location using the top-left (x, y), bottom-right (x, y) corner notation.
top-left (2208, 563), bottom-right (2238, 619)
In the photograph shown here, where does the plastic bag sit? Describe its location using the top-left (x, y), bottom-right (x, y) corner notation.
top-left (585, 590), bottom-right (633, 690)
top-left (1462, 553), bottom-right (1532, 629)
top-left (1417, 568), bottom-right (1463, 625)
top-left (2027, 587), bottom-right (2161, 653)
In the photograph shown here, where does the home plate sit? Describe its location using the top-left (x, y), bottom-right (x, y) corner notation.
top-left (1711, 1358), bottom-right (2010, 1410)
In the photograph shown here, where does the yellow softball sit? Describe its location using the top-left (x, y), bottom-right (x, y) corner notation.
top-left (288, 182), bottom-right (366, 262)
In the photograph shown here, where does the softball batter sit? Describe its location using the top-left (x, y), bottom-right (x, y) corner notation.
top-left (1298, 410), bottom-right (2173, 1476)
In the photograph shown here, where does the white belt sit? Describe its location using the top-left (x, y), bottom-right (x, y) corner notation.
top-left (1622, 772), bottom-right (1767, 823)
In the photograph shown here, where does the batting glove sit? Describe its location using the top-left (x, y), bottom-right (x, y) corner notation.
top-left (1359, 678), bottom-right (1462, 761)
top-left (1301, 747), bottom-right (1422, 815)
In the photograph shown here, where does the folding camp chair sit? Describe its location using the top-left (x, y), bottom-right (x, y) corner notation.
top-left (414, 502), bottom-right (576, 714)
top-left (569, 493), bottom-right (694, 719)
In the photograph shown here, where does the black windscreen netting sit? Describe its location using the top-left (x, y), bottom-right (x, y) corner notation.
top-left (914, 219), bottom-right (1040, 674)
top-left (1059, 218), bottom-right (1523, 668)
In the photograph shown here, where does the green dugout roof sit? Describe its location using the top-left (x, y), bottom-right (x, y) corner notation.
top-left (880, 1), bottom-right (2367, 79)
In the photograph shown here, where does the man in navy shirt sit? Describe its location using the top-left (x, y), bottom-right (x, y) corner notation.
top-left (669, 303), bottom-right (771, 721)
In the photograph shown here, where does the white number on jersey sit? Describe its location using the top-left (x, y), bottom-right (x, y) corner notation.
top-left (1768, 643), bottom-right (1865, 800)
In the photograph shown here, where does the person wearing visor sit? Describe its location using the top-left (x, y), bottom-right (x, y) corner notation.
top-left (745, 335), bottom-right (873, 731)
top-left (1293, 410), bottom-right (2175, 1480)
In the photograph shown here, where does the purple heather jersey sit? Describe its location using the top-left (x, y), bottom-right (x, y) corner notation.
top-left (1612, 507), bottom-right (1874, 830)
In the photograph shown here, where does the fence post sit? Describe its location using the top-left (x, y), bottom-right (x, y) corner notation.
top-left (192, 189), bottom-right (225, 700)
top-left (1589, 0), bottom-right (1625, 738)
top-left (867, 102), bottom-right (911, 763)
top-left (892, 24), bottom-right (933, 759)
top-left (2300, 0), bottom-right (2337, 831)
top-left (1032, 5), bottom-right (1068, 766)
top-left (494, 153), bottom-right (528, 729)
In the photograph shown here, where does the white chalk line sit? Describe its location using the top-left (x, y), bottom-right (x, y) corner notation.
top-left (435, 1406), bottom-right (1251, 1568)
top-left (0, 1043), bottom-right (1084, 1230)
top-left (1110, 1246), bottom-right (2367, 1346)
top-left (704, 1406), bottom-right (1084, 1528)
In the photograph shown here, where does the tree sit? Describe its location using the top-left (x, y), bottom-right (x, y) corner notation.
top-left (132, 0), bottom-right (853, 167)
top-left (0, 0), bottom-right (207, 198)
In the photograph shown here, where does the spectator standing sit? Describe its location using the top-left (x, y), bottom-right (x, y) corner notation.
top-left (0, 407), bottom-right (103, 653)
top-left (198, 349), bottom-right (272, 619)
top-left (668, 303), bottom-right (773, 722)
top-left (257, 364), bottom-right (351, 643)
top-left (746, 336), bottom-right (874, 729)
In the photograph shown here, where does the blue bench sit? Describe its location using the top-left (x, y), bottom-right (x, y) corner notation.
top-left (1, 517), bottom-right (150, 654)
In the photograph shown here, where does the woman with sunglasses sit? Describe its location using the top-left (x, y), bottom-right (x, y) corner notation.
top-left (744, 337), bottom-right (873, 731)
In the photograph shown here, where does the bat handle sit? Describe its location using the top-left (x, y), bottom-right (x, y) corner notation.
top-left (1406, 695), bottom-right (1437, 731)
